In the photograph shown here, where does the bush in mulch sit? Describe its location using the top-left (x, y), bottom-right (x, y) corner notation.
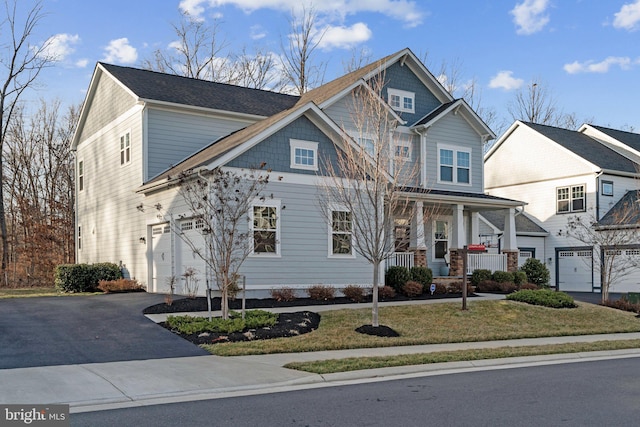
top-left (355, 324), bottom-right (400, 337)
top-left (603, 297), bottom-right (640, 314)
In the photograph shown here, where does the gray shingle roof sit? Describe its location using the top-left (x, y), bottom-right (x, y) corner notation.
top-left (480, 210), bottom-right (548, 234)
top-left (523, 122), bottom-right (639, 173)
top-left (591, 125), bottom-right (640, 153)
top-left (100, 63), bottom-right (299, 117)
top-left (413, 100), bottom-right (458, 127)
top-left (599, 190), bottom-right (640, 227)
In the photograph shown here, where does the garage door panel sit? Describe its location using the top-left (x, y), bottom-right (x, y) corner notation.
top-left (558, 250), bottom-right (592, 292)
top-left (606, 249), bottom-right (640, 293)
top-left (151, 224), bottom-right (172, 294)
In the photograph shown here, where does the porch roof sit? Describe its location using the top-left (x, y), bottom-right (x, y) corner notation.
top-left (397, 187), bottom-right (525, 209)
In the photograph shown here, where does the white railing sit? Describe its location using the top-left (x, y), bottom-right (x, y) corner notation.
top-left (467, 253), bottom-right (507, 275)
top-left (386, 252), bottom-right (414, 270)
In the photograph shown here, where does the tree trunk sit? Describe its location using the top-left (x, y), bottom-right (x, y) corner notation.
top-left (0, 160), bottom-right (8, 286)
top-left (372, 261), bottom-right (380, 327)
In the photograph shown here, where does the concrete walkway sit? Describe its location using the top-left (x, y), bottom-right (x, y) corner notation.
top-left (2, 293), bottom-right (640, 414)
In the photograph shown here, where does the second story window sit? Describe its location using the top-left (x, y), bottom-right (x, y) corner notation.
top-left (290, 139), bottom-right (318, 171)
top-left (438, 146), bottom-right (471, 185)
top-left (557, 184), bottom-right (586, 213)
top-left (387, 88), bottom-right (415, 114)
top-left (120, 132), bottom-right (130, 166)
top-left (78, 160), bottom-right (84, 192)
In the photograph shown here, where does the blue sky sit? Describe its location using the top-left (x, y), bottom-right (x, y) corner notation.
top-left (23, 0), bottom-right (640, 134)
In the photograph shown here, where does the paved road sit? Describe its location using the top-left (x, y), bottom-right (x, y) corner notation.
top-left (0, 293), bottom-right (208, 369)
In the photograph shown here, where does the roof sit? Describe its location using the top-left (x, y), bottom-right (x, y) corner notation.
top-left (598, 190), bottom-right (640, 227)
top-left (590, 125), bottom-right (640, 153)
top-left (398, 187), bottom-right (525, 208)
top-left (99, 63), bottom-right (299, 117)
top-left (523, 122), bottom-right (639, 173)
top-left (413, 100), bottom-right (458, 127)
top-left (480, 210), bottom-right (548, 235)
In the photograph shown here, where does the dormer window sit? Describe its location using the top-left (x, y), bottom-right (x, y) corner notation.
top-left (388, 88), bottom-right (415, 114)
top-left (290, 139), bottom-right (318, 171)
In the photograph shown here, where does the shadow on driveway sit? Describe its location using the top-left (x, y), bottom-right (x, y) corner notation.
top-left (0, 292), bottom-right (208, 369)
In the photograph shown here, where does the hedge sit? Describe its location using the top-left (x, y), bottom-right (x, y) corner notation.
top-left (55, 263), bottom-right (123, 293)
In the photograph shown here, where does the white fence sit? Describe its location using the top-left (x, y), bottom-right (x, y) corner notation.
top-left (386, 252), bottom-right (414, 270)
top-left (467, 253), bottom-right (507, 275)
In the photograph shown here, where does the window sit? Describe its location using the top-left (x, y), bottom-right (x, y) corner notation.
top-left (331, 210), bottom-right (352, 256)
top-left (290, 139), bottom-right (318, 171)
top-left (434, 220), bottom-right (448, 260)
top-left (602, 181), bottom-right (613, 196)
top-left (387, 88), bottom-right (415, 114)
top-left (195, 218), bottom-right (205, 229)
top-left (77, 226), bottom-right (82, 250)
top-left (180, 220), bottom-right (193, 232)
top-left (557, 184), bottom-right (586, 213)
top-left (394, 218), bottom-right (410, 252)
top-left (78, 160), bottom-right (84, 192)
top-left (252, 202), bottom-right (279, 255)
top-left (438, 146), bottom-right (471, 184)
top-left (395, 140), bottom-right (411, 158)
top-left (120, 132), bottom-right (131, 165)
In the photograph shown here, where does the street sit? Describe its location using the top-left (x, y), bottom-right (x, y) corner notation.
top-left (72, 355), bottom-right (640, 426)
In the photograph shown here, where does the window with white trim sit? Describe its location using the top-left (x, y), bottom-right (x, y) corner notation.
top-left (438, 146), bottom-right (471, 184)
top-left (434, 220), bottom-right (449, 260)
top-left (557, 184), bottom-right (585, 213)
top-left (290, 139), bottom-right (318, 171)
top-left (120, 132), bottom-right (131, 166)
top-left (602, 180), bottom-right (613, 196)
top-left (77, 226), bottom-right (82, 251)
top-left (252, 201), bottom-right (280, 255)
top-left (330, 210), bottom-right (352, 256)
top-left (388, 88), bottom-right (415, 113)
top-left (180, 220), bottom-right (193, 232)
top-left (78, 160), bottom-right (84, 192)
top-left (395, 139), bottom-right (412, 158)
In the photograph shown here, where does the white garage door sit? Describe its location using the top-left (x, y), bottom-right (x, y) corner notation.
top-left (606, 249), bottom-right (640, 293)
top-left (175, 218), bottom-right (208, 297)
top-left (558, 250), bottom-right (593, 292)
top-left (151, 223), bottom-right (173, 293)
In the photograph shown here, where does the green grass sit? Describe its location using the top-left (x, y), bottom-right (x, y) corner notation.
top-left (0, 287), bottom-right (101, 298)
top-left (204, 300), bottom-right (640, 356)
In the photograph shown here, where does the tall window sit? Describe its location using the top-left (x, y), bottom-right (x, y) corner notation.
top-left (331, 210), bottom-right (352, 255)
top-left (252, 204), bottom-right (279, 254)
top-left (557, 184), bottom-right (586, 213)
top-left (394, 218), bottom-right (411, 252)
top-left (120, 132), bottom-right (130, 165)
top-left (77, 226), bottom-right (82, 251)
top-left (439, 146), bottom-right (471, 184)
top-left (388, 88), bottom-right (415, 114)
top-left (78, 160), bottom-right (84, 192)
top-left (290, 139), bottom-right (318, 171)
top-left (434, 220), bottom-right (448, 260)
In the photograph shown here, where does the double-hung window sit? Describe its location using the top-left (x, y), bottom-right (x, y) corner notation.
top-left (120, 132), bottom-right (131, 166)
top-left (434, 220), bottom-right (448, 260)
top-left (290, 139), bottom-right (318, 171)
top-left (252, 201), bottom-right (280, 255)
top-left (438, 145), bottom-right (471, 184)
top-left (557, 184), bottom-right (586, 213)
top-left (78, 160), bottom-right (84, 192)
top-left (387, 88), bottom-right (415, 114)
top-left (330, 210), bottom-right (353, 256)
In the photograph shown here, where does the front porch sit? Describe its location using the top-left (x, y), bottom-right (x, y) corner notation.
top-left (386, 251), bottom-right (511, 275)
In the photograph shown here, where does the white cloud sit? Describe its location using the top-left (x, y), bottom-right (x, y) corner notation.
top-left (250, 25), bottom-right (267, 40)
top-left (489, 71), bottom-right (524, 90)
top-left (510, 0), bottom-right (550, 35)
top-left (103, 38), bottom-right (138, 64)
top-left (41, 33), bottom-right (80, 61)
top-left (181, 0), bottom-right (424, 28)
top-left (75, 59), bottom-right (89, 68)
top-left (563, 56), bottom-right (633, 74)
top-left (613, 0), bottom-right (640, 31)
top-left (318, 23), bottom-right (372, 50)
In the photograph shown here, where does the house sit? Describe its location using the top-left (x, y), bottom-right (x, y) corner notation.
top-left (484, 121), bottom-right (640, 293)
top-left (72, 48), bottom-right (524, 297)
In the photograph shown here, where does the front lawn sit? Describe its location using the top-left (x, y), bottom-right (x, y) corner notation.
top-left (206, 300), bottom-right (640, 356)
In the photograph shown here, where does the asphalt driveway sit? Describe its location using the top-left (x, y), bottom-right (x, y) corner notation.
top-left (0, 292), bottom-right (208, 369)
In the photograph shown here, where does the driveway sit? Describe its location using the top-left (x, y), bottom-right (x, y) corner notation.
top-left (0, 292), bottom-right (208, 369)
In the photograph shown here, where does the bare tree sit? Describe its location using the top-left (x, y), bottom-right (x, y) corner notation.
top-left (231, 46), bottom-right (283, 90)
top-left (320, 71), bottom-right (418, 327)
top-left (173, 167), bottom-right (269, 319)
top-left (508, 78), bottom-right (559, 126)
top-left (0, 0), bottom-right (54, 284)
top-left (342, 47), bottom-right (372, 73)
top-left (564, 194), bottom-right (640, 303)
top-left (279, 5), bottom-right (327, 94)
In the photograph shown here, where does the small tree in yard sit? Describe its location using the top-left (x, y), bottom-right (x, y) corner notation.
top-left (174, 167), bottom-right (269, 319)
top-left (320, 69), bottom-right (418, 328)
top-left (565, 193), bottom-right (640, 303)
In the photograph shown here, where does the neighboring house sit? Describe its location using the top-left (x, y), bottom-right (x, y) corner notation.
top-left (485, 121), bottom-right (640, 293)
top-left (72, 48), bottom-right (524, 297)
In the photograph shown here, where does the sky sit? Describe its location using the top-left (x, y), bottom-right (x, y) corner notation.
top-left (17, 0), bottom-right (640, 135)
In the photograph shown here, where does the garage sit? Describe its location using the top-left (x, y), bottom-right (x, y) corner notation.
top-left (150, 223), bottom-right (173, 293)
top-left (605, 248), bottom-right (640, 293)
top-left (557, 249), bottom-right (593, 292)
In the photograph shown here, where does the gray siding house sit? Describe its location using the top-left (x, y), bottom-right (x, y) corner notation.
top-left (73, 48), bottom-right (524, 297)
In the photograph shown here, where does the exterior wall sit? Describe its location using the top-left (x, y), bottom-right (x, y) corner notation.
top-left (78, 72), bottom-right (136, 142)
top-left (597, 173), bottom-right (638, 220)
top-left (146, 108), bottom-right (253, 179)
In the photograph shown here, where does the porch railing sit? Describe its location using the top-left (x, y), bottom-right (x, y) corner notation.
top-left (386, 252), bottom-right (414, 270)
top-left (467, 253), bottom-right (507, 275)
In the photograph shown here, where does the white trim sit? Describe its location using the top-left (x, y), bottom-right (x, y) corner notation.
top-left (74, 104), bottom-right (143, 149)
top-left (388, 88), bottom-right (415, 114)
top-left (77, 159), bottom-right (84, 192)
top-left (328, 206), bottom-right (355, 259)
top-left (250, 198), bottom-right (281, 257)
top-left (437, 143), bottom-right (472, 186)
top-left (119, 129), bottom-right (132, 166)
top-left (289, 139), bottom-right (319, 171)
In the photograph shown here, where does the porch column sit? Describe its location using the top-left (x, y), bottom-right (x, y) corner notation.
top-left (449, 204), bottom-right (465, 276)
top-left (411, 201), bottom-right (427, 267)
top-left (470, 212), bottom-right (480, 244)
top-left (502, 208), bottom-right (519, 272)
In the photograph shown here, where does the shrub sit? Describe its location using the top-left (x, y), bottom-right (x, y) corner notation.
top-left (604, 297), bottom-right (640, 314)
top-left (433, 283), bottom-right (447, 295)
top-left (475, 280), bottom-right (500, 292)
top-left (506, 289), bottom-right (576, 308)
top-left (379, 285), bottom-right (396, 299)
top-left (402, 280), bottom-right (423, 297)
top-left (520, 258), bottom-right (550, 288)
top-left (92, 262), bottom-right (122, 283)
top-left (342, 285), bottom-right (367, 302)
top-left (166, 310), bottom-right (277, 335)
top-left (307, 285), bottom-right (336, 301)
top-left (471, 269), bottom-right (492, 286)
top-left (270, 287), bottom-right (297, 302)
top-left (446, 281), bottom-right (462, 293)
top-left (513, 271), bottom-right (528, 286)
top-left (519, 282), bottom-right (539, 290)
top-left (492, 270), bottom-right (514, 283)
top-left (385, 266), bottom-right (410, 292)
top-left (498, 282), bottom-right (517, 293)
top-left (410, 267), bottom-right (432, 287)
top-left (54, 262), bottom-right (123, 293)
top-left (97, 278), bottom-right (144, 293)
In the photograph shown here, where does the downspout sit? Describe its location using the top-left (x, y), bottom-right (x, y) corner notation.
top-left (595, 171), bottom-right (603, 222)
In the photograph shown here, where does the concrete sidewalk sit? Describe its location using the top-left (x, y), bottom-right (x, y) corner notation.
top-left (2, 293), bottom-right (640, 413)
